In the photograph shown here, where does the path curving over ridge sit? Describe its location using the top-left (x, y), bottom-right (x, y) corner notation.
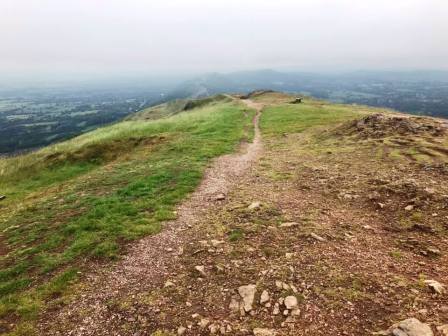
top-left (39, 99), bottom-right (264, 335)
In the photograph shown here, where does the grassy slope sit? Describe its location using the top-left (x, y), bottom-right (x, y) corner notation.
top-left (258, 96), bottom-right (362, 136)
top-left (0, 99), bottom-right (255, 335)
top-left (258, 94), bottom-right (448, 164)
top-left (126, 95), bottom-right (231, 121)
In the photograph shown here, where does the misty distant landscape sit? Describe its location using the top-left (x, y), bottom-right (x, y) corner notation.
top-left (3, 1), bottom-right (448, 335)
top-left (172, 70), bottom-right (448, 117)
top-left (0, 81), bottom-right (176, 154)
top-left (2, 70), bottom-right (448, 154)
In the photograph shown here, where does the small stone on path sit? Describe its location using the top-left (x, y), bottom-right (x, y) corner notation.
top-left (424, 279), bottom-right (445, 294)
top-left (272, 303), bottom-right (280, 315)
top-left (164, 281), bottom-right (175, 288)
top-left (210, 239), bottom-right (225, 247)
top-left (284, 296), bottom-right (298, 309)
top-left (214, 193), bottom-right (226, 201)
top-left (280, 222), bottom-right (298, 228)
top-left (260, 290), bottom-right (270, 304)
top-left (195, 265), bottom-right (207, 277)
top-left (253, 328), bottom-right (277, 336)
top-left (310, 233), bottom-right (326, 242)
top-left (229, 297), bottom-right (240, 313)
top-left (238, 284), bottom-right (256, 312)
top-left (377, 318), bottom-right (433, 336)
top-left (199, 318), bottom-right (210, 328)
top-left (248, 202), bottom-right (261, 210)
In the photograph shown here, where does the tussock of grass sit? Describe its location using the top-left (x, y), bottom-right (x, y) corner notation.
top-left (0, 100), bottom-right (254, 334)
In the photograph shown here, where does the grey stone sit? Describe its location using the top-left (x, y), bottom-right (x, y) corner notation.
top-left (391, 318), bottom-right (433, 336)
top-left (229, 296), bottom-right (240, 313)
top-left (424, 279), bottom-right (445, 294)
top-left (310, 233), bottom-right (326, 242)
top-left (260, 290), bottom-right (270, 304)
top-left (195, 265), bottom-right (207, 277)
top-left (280, 222), bottom-right (298, 228)
top-left (248, 202), bottom-right (261, 210)
top-left (238, 284), bottom-right (256, 312)
top-left (253, 328), bottom-right (276, 336)
top-left (284, 296), bottom-right (298, 309)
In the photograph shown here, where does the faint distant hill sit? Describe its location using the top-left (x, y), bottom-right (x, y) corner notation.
top-left (167, 70), bottom-right (320, 99)
top-left (168, 69), bottom-right (448, 118)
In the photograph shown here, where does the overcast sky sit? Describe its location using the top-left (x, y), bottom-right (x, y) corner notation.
top-left (1, 0), bottom-right (447, 80)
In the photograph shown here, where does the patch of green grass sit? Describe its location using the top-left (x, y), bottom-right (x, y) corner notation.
top-left (390, 250), bottom-right (403, 259)
top-left (0, 100), bottom-right (255, 333)
top-left (409, 211), bottom-right (424, 222)
top-left (395, 214), bottom-right (420, 231)
top-left (150, 331), bottom-right (175, 336)
top-left (321, 279), bottom-right (366, 302)
top-left (260, 100), bottom-right (360, 137)
top-left (228, 228), bottom-right (245, 242)
top-left (265, 169), bottom-right (293, 181)
top-left (0, 162), bottom-right (98, 201)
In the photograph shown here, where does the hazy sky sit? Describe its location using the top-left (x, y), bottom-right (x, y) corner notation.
top-left (1, 0), bottom-right (447, 79)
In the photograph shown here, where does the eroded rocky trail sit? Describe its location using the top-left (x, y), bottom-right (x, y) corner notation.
top-left (39, 93), bottom-right (448, 336)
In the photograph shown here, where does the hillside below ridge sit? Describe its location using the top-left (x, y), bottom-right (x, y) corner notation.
top-left (0, 92), bottom-right (447, 336)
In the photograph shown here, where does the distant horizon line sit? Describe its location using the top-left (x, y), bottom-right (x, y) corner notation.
top-left (1, 67), bottom-right (448, 87)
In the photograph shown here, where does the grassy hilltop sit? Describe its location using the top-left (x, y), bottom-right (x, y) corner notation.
top-left (0, 96), bottom-right (254, 334)
top-left (1, 92), bottom-right (448, 336)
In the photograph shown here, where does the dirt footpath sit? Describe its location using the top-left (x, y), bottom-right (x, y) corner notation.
top-left (38, 100), bottom-right (264, 335)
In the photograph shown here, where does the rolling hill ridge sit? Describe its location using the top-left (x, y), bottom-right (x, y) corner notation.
top-left (1, 92), bottom-right (447, 336)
